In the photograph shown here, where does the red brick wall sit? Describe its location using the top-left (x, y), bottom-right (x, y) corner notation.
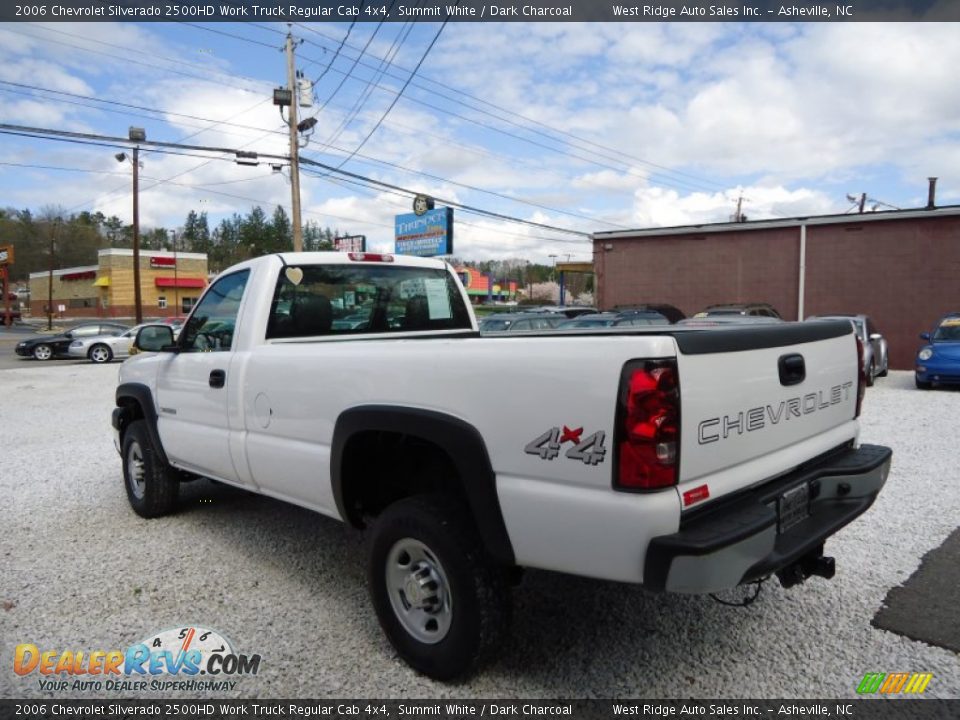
top-left (595, 214), bottom-right (960, 370)
top-left (803, 217), bottom-right (960, 369)
top-left (596, 227), bottom-right (801, 321)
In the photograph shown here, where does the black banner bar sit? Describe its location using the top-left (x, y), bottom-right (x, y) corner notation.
top-left (1, 700), bottom-right (958, 720)
top-left (1, 1), bottom-right (959, 23)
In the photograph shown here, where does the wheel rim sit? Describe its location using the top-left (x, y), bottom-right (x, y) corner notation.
top-left (385, 538), bottom-right (453, 644)
top-left (91, 346), bottom-right (110, 363)
top-left (126, 440), bottom-right (146, 500)
top-left (34, 345), bottom-right (51, 360)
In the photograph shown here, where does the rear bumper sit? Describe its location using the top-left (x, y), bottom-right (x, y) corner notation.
top-left (644, 443), bottom-right (892, 593)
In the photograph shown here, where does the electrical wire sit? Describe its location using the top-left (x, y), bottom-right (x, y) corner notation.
top-left (293, 22), bottom-right (726, 194)
top-left (0, 123), bottom-right (590, 238)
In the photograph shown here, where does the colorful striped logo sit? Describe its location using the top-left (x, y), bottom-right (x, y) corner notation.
top-left (857, 672), bottom-right (933, 694)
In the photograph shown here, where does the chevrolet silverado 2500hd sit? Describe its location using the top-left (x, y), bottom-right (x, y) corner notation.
top-left (112, 252), bottom-right (892, 679)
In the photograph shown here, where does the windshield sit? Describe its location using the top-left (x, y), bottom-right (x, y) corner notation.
top-left (933, 320), bottom-right (960, 341)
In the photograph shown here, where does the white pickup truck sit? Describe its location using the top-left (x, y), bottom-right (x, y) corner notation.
top-left (113, 252), bottom-right (892, 679)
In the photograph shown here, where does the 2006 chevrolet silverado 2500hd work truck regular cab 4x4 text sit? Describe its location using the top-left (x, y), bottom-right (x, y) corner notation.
top-left (112, 252), bottom-right (892, 679)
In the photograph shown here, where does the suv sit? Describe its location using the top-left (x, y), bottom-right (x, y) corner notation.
top-left (695, 303), bottom-right (782, 319)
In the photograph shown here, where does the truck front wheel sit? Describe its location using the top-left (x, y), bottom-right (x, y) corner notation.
top-left (368, 495), bottom-right (510, 680)
top-left (122, 420), bottom-right (180, 518)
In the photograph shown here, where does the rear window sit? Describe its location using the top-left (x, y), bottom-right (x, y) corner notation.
top-left (267, 263), bottom-right (472, 339)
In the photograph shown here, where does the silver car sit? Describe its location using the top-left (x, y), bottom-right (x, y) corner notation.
top-left (68, 323), bottom-right (171, 364)
top-left (808, 314), bottom-right (889, 385)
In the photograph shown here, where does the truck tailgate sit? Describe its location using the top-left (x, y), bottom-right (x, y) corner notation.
top-left (674, 321), bottom-right (859, 506)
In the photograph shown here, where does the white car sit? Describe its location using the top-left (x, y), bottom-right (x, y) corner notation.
top-left (69, 323), bottom-right (172, 363)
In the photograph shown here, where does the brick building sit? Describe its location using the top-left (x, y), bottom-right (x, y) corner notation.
top-left (29, 248), bottom-right (208, 319)
top-left (593, 206), bottom-right (960, 370)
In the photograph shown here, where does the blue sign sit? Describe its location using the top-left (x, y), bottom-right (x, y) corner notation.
top-left (395, 207), bottom-right (454, 257)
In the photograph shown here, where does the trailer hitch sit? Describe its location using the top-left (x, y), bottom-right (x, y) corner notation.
top-left (776, 546), bottom-right (836, 589)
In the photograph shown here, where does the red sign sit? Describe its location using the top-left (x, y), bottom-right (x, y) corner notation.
top-left (61, 271), bottom-right (96, 281)
top-left (155, 277), bottom-right (205, 289)
top-left (150, 256), bottom-right (177, 267)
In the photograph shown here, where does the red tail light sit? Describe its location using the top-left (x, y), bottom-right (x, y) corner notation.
top-left (855, 337), bottom-right (866, 418)
top-left (348, 252), bottom-right (394, 262)
top-left (614, 359), bottom-right (680, 490)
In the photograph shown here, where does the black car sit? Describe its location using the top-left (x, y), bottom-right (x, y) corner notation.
top-left (612, 304), bottom-right (686, 324)
top-left (15, 322), bottom-right (130, 361)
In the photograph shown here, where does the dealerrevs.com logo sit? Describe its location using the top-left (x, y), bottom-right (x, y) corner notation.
top-left (14, 626), bottom-right (262, 692)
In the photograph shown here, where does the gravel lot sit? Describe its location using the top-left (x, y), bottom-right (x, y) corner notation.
top-left (1, 364), bottom-right (957, 699)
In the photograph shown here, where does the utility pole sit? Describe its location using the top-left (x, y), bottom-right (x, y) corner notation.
top-left (131, 143), bottom-right (144, 323)
top-left (857, 192), bottom-right (866, 214)
top-left (47, 218), bottom-right (60, 330)
top-left (285, 30), bottom-right (304, 252)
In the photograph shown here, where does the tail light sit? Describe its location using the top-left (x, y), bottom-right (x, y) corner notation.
top-left (614, 359), bottom-right (680, 491)
top-left (348, 252), bottom-right (394, 262)
top-left (855, 337), bottom-right (866, 418)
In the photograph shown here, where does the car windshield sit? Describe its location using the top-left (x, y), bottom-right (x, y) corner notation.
top-left (933, 320), bottom-right (960, 341)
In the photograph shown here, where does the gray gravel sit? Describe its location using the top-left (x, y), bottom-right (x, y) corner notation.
top-left (1, 365), bottom-right (957, 699)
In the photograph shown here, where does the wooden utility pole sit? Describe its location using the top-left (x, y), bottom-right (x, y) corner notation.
top-left (285, 30), bottom-right (304, 252)
top-left (132, 145), bottom-right (143, 324)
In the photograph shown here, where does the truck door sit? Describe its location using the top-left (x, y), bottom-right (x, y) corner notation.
top-left (155, 269), bottom-right (250, 482)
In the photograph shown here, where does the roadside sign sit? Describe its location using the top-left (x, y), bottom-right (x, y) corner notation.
top-left (0, 244), bottom-right (13, 265)
top-left (395, 207), bottom-right (454, 257)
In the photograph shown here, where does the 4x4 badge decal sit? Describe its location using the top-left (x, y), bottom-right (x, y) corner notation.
top-left (525, 427), bottom-right (606, 465)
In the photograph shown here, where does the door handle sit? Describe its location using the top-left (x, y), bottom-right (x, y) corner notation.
top-left (778, 354), bottom-right (805, 386)
top-left (209, 369), bottom-right (226, 389)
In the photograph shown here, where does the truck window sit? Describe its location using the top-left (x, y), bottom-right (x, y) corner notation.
top-left (267, 264), bottom-right (472, 339)
top-left (180, 270), bottom-right (250, 352)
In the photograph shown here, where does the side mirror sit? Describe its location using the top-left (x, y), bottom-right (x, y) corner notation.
top-left (919, 332), bottom-right (931, 341)
top-left (134, 325), bottom-right (176, 352)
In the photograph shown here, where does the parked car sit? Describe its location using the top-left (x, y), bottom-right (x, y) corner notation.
top-left (808, 315), bottom-right (888, 386)
top-left (694, 303), bottom-right (782, 319)
top-left (14, 322), bottom-right (129, 361)
top-left (478, 313), bottom-right (565, 333)
top-left (556, 311), bottom-right (672, 330)
top-left (677, 315), bottom-right (784, 327)
top-left (68, 323), bottom-right (172, 364)
top-left (915, 313), bottom-right (960, 389)
top-left (613, 304), bottom-right (686, 324)
top-left (526, 305), bottom-right (598, 319)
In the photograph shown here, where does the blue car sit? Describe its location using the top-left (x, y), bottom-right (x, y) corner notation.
top-left (915, 313), bottom-right (960, 389)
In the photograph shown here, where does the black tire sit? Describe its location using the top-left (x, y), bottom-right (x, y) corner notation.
top-left (121, 420), bottom-right (180, 518)
top-left (866, 360), bottom-right (875, 387)
top-left (915, 377), bottom-right (932, 390)
top-left (368, 495), bottom-right (511, 680)
top-left (32, 343), bottom-right (52, 361)
top-left (88, 343), bottom-right (113, 364)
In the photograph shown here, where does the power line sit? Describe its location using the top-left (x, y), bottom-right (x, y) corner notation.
top-left (315, 13), bottom-right (451, 181)
top-left (293, 22), bottom-right (726, 194)
top-left (1, 80), bottom-right (621, 228)
top-left (0, 123), bottom-right (589, 238)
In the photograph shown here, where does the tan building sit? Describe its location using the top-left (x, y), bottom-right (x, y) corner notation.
top-left (29, 248), bottom-right (208, 319)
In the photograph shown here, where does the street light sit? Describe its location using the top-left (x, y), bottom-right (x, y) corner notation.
top-left (117, 126), bottom-right (145, 323)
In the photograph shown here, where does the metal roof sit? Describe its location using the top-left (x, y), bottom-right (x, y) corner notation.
top-left (592, 204), bottom-right (960, 240)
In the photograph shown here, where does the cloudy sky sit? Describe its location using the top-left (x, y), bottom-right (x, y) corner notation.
top-left (0, 18), bottom-right (958, 262)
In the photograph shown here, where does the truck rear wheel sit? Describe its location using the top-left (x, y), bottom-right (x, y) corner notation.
top-left (368, 495), bottom-right (510, 680)
top-left (122, 420), bottom-right (180, 518)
